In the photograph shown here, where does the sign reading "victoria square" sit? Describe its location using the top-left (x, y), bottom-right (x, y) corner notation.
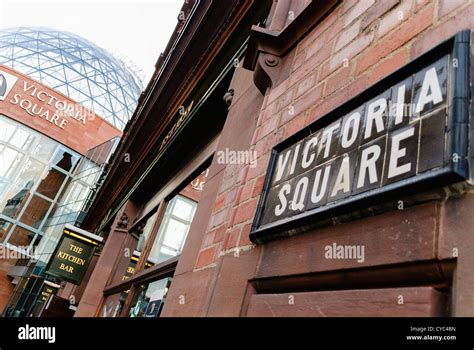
top-left (250, 31), bottom-right (471, 243)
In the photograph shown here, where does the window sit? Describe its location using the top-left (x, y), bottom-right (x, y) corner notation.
top-left (102, 166), bottom-right (209, 317)
top-left (101, 291), bottom-right (129, 317)
top-left (33, 138), bottom-right (119, 267)
top-left (0, 115), bottom-right (80, 254)
top-left (147, 195), bottom-right (197, 266)
top-left (128, 277), bottom-right (171, 318)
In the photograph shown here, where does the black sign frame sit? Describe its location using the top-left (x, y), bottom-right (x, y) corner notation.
top-left (250, 30), bottom-right (471, 244)
top-left (45, 226), bottom-right (101, 285)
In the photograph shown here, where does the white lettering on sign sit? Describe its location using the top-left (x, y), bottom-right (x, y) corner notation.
top-left (388, 127), bottom-right (415, 178)
top-left (9, 81), bottom-right (90, 129)
top-left (0, 73), bottom-right (91, 130)
top-left (364, 98), bottom-right (387, 139)
top-left (261, 56), bottom-right (449, 226)
top-left (415, 67), bottom-right (443, 114)
top-left (357, 145), bottom-right (381, 189)
top-left (341, 112), bottom-right (361, 148)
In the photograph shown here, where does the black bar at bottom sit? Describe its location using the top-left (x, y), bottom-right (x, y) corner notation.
top-left (0, 317), bottom-right (472, 346)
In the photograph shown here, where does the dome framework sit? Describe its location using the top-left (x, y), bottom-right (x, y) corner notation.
top-left (0, 27), bottom-right (142, 130)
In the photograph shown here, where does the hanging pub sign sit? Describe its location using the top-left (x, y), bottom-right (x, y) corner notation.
top-left (38, 280), bottom-right (60, 304)
top-left (45, 224), bottom-right (103, 285)
top-left (250, 30), bottom-right (471, 243)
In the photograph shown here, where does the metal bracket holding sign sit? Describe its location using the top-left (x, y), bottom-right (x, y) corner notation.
top-left (250, 30), bottom-right (471, 244)
top-left (45, 224), bottom-right (103, 285)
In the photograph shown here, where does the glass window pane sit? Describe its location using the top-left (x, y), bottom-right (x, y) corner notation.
top-left (172, 197), bottom-right (195, 221)
top-left (0, 220), bottom-right (14, 243)
top-left (0, 120), bottom-right (16, 142)
top-left (0, 184), bottom-right (30, 220)
top-left (10, 128), bottom-right (36, 150)
top-left (5, 225), bottom-right (36, 248)
top-left (36, 167), bottom-right (68, 200)
top-left (0, 179), bottom-right (8, 199)
top-left (100, 292), bottom-right (128, 317)
top-left (63, 182), bottom-right (89, 204)
top-left (14, 158), bottom-right (45, 190)
top-left (51, 149), bottom-right (79, 173)
top-left (18, 195), bottom-right (53, 229)
top-left (0, 146), bottom-right (24, 178)
top-left (128, 277), bottom-right (171, 318)
top-left (0, 116), bottom-right (85, 249)
top-left (34, 225), bottom-right (62, 264)
top-left (147, 195), bottom-right (197, 266)
top-left (162, 218), bottom-right (187, 251)
top-left (31, 136), bottom-right (57, 162)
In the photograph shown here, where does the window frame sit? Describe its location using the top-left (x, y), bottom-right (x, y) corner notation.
top-left (101, 156), bottom-right (212, 317)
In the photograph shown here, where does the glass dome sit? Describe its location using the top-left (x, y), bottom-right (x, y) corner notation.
top-left (0, 27), bottom-right (143, 130)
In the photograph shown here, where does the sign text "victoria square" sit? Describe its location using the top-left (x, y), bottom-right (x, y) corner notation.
top-left (259, 55), bottom-right (453, 226)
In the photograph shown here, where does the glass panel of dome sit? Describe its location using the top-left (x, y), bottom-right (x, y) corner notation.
top-left (0, 27), bottom-right (143, 129)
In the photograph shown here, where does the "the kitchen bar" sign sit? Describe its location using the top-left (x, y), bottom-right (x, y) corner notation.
top-left (250, 31), bottom-right (470, 243)
top-left (45, 224), bottom-right (103, 285)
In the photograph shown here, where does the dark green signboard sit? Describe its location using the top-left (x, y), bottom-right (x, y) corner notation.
top-left (38, 283), bottom-right (59, 303)
top-left (45, 226), bottom-right (102, 285)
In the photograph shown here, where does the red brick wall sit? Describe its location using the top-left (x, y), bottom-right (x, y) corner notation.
top-left (162, 0), bottom-right (474, 317)
top-left (196, 0), bottom-right (474, 270)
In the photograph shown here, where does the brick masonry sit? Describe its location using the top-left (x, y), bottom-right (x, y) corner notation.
top-left (192, 0), bottom-right (474, 269)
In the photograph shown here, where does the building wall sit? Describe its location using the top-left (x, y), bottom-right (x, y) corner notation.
top-left (0, 65), bottom-right (122, 313)
top-left (161, 0), bottom-right (474, 317)
top-left (0, 65), bottom-right (121, 155)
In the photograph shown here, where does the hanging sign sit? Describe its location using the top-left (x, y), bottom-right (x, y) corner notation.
top-left (45, 224), bottom-right (103, 285)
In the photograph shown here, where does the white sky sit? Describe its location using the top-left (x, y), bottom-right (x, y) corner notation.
top-left (0, 0), bottom-right (184, 86)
